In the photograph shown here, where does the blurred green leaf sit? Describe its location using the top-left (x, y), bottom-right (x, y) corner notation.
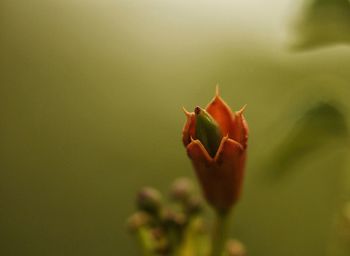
top-left (265, 101), bottom-right (348, 179)
top-left (292, 0), bottom-right (350, 50)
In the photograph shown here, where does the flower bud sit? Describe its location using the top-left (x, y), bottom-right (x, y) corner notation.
top-left (226, 239), bottom-right (246, 256)
top-left (126, 211), bottom-right (151, 232)
top-left (151, 228), bottom-right (171, 255)
top-left (185, 196), bottom-right (203, 216)
top-left (169, 177), bottom-right (194, 202)
top-left (182, 88), bottom-right (248, 212)
top-left (137, 187), bottom-right (162, 215)
top-left (162, 208), bottom-right (187, 228)
top-left (195, 106), bottom-right (223, 157)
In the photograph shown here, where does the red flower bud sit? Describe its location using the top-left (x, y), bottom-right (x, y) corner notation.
top-left (182, 88), bottom-right (248, 212)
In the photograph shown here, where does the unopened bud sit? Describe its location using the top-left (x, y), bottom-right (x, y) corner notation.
top-left (137, 187), bottom-right (162, 215)
top-left (146, 227), bottom-right (170, 255)
top-left (151, 227), bottom-right (165, 240)
top-left (195, 107), bottom-right (222, 157)
top-left (226, 239), bottom-right (246, 256)
top-left (186, 196), bottom-right (203, 216)
top-left (127, 211), bottom-right (150, 231)
top-left (162, 208), bottom-right (187, 228)
top-left (170, 177), bottom-right (194, 202)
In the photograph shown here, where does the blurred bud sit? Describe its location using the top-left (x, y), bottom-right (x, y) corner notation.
top-left (127, 211), bottom-right (150, 231)
top-left (162, 208), bottom-right (187, 228)
top-left (150, 227), bottom-right (170, 255)
top-left (195, 106), bottom-right (223, 157)
top-left (170, 177), bottom-right (194, 202)
top-left (137, 187), bottom-right (162, 215)
top-left (151, 227), bottom-right (165, 240)
top-left (186, 196), bottom-right (203, 216)
top-left (226, 239), bottom-right (246, 256)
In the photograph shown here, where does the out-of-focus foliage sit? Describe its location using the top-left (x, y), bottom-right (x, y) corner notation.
top-left (265, 101), bottom-right (348, 179)
top-left (292, 0), bottom-right (350, 50)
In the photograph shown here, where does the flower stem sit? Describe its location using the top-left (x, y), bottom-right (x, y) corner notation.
top-left (137, 227), bottom-right (156, 256)
top-left (211, 210), bottom-right (230, 256)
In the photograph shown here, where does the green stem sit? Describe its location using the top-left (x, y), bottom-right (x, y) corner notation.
top-left (137, 227), bottom-right (156, 256)
top-left (211, 210), bottom-right (230, 256)
top-left (176, 217), bottom-right (208, 256)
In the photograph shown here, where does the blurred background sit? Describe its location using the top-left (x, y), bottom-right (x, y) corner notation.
top-left (1, 0), bottom-right (350, 255)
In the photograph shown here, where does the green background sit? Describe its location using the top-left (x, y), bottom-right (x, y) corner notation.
top-left (1, 1), bottom-right (350, 255)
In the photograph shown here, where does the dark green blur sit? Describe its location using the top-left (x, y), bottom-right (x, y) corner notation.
top-left (1, 1), bottom-right (350, 256)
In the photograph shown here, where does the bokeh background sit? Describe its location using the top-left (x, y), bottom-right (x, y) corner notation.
top-left (1, 0), bottom-right (350, 255)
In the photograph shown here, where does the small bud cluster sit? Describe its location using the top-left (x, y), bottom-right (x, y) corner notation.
top-left (127, 177), bottom-right (247, 256)
top-left (127, 178), bottom-right (204, 255)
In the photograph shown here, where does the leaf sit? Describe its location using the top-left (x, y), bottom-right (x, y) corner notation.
top-left (264, 101), bottom-right (348, 180)
top-left (291, 0), bottom-right (350, 50)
